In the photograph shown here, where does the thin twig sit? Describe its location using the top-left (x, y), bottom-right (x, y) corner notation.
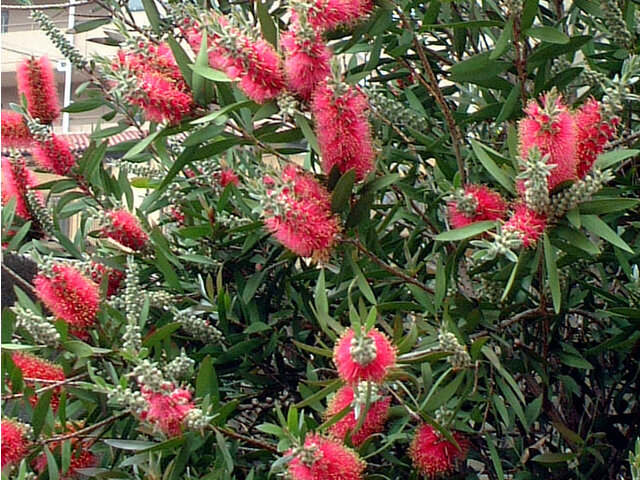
top-left (213, 426), bottom-right (279, 453)
top-left (40, 413), bottom-right (128, 444)
top-left (2, 374), bottom-right (88, 401)
top-left (1, 263), bottom-right (37, 296)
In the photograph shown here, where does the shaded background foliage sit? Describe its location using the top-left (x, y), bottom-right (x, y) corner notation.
top-left (2, 0), bottom-right (639, 479)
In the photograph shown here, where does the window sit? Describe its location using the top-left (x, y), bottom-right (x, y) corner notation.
top-left (1, 10), bottom-right (9, 33)
top-left (128, 0), bottom-right (144, 11)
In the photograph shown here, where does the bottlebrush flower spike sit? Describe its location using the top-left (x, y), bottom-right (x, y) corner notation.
top-left (447, 185), bottom-right (507, 229)
top-left (502, 204), bottom-right (547, 248)
top-left (1, 418), bottom-right (31, 468)
top-left (33, 423), bottom-right (97, 480)
top-left (140, 386), bottom-right (195, 436)
top-left (217, 168), bottom-right (240, 187)
top-left (229, 37), bottom-right (286, 103)
top-left (264, 165), bottom-right (339, 261)
top-left (287, 433), bottom-right (365, 480)
top-left (574, 98), bottom-right (619, 179)
top-left (312, 81), bottom-right (375, 180)
top-left (518, 91), bottom-right (577, 191)
top-left (281, 29), bottom-right (332, 101)
top-left (1, 111), bottom-right (33, 148)
top-left (1, 157), bottom-right (42, 219)
top-left (11, 352), bottom-right (66, 411)
top-left (409, 423), bottom-right (469, 478)
top-left (90, 262), bottom-right (125, 298)
top-left (103, 209), bottom-right (149, 251)
top-left (290, 0), bottom-right (369, 33)
top-left (34, 263), bottom-right (100, 340)
top-left (16, 56), bottom-right (60, 124)
top-left (113, 43), bottom-right (196, 124)
top-left (32, 134), bottom-right (76, 176)
top-left (325, 384), bottom-right (391, 446)
top-left (333, 327), bottom-right (396, 383)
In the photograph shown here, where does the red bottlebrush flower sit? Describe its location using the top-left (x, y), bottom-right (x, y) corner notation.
top-left (290, 0), bottom-right (367, 33)
top-left (34, 264), bottom-right (100, 340)
top-left (1, 418), bottom-right (31, 467)
top-left (90, 262), bottom-right (124, 298)
top-left (326, 384), bottom-right (391, 446)
top-left (113, 43), bottom-right (196, 124)
top-left (103, 209), bottom-right (149, 251)
top-left (217, 168), bottom-right (240, 187)
top-left (409, 423), bottom-right (469, 478)
top-left (287, 433), bottom-right (365, 480)
top-left (503, 204), bottom-right (547, 248)
top-left (448, 185), bottom-right (508, 229)
top-left (16, 56), bottom-right (60, 124)
top-left (1, 110), bottom-right (33, 149)
top-left (1, 157), bottom-right (42, 219)
top-left (312, 81), bottom-right (375, 180)
top-left (33, 423), bottom-right (97, 480)
top-left (333, 327), bottom-right (396, 383)
top-left (281, 30), bottom-right (332, 101)
top-left (140, 386), bottom-right (194, 437)
top-left (10, 352), bottom-right (66, 411)
top-left (183, 17), bottom-right (233, 72)
top-left (574, 99), bottom-right (618, 178)
top-left (264, 166), bottom-right (340, 260)
top-left (32, 134), bottom-right (76, 176)
top-left (519, 93), bottom-right (577, 191)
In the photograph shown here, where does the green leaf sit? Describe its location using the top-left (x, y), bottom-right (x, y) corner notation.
top-left (345, 192), bottom-right (374, 229)
top-left (435, 221), bottom-right (496, 241)
top-left (123, 130), bottom-right (160, 160)
top-left (62, 98), bottom-right (104, 113)
top-left (196, 355), bottom-right (219, 400)
top-left (295, 378), bottom-right (341, 408)
top-left (449, 53), bottom-right (511, 84)
top-left (295, 114), bottom-right (320, 154)
top-left (190, 65), bottom-right (232, 82)
top-left (543, 234), bottom-right (561, 314)
top-left (434, 253), bottom-right (445, 310)
top-left (331, 169), bottom-right (356, 213)
top-left (44, 445), bottom-right (60, 480)
top-left (103, 439), bottom-right (156, 451)
top-left (64, 340), bottom-right (94, 357)
top-left (490, 17), bottom-right (513, 60)
top-left (553, 226), bottom-right (599, 255)
top-left (495, 82), bottom-right (520, 124)
top-left (192, 101), bottom-right (254, 125)
top-left (470, 140), bottom-right (516, 194)
top-left (33, 389), bottom-right (54, 437)
top-left (581, 215), bottom-right (634, 253)
top-left (67, 18), bottom-right (110, 34)
top-left (421, 20), bottom-right (503, 31)
top-left (141, 0), bottom-right (161, 34)
top-left (167, 36), bottom-right (194, 88)
top-left (532, 452), bottom-right (576, 464)
top-left (595, 149), bottom-right (639, 169)
top-left (256, 0), bottom-right (277, 47)
top-left (579, 198), bottom-right (640, 215)
top-left (523, 26), bottom-right (570, 44)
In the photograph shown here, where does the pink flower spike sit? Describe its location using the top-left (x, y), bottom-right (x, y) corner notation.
top-left (281, 30), bottom-right (332, 101)
top-left (287, 433), bottom-right (365, 480)
top-left (518, 93), bottom-right (577, 191)
top-left (103, 209), bottom-right (149, 251)
top-left (1, 418), bottom-right (31, 468)
top-left (34, 263), bottom-right (100, 339)
top-left (32, 134), bottom-right (76, 176)
top-left (574, 98), bottom-right (618, 178)
top-left (264, 166), bottom-right (340, 261)
top-left (409, 423), bottom-right (469, 478)
top-left (1, 157), bottom-right (42, 219)
top-left (448, 185), bottom-right (508, 229)
top-left (10, 352), bottom-right (66, 411)
top-left (1, 111), bottom-right (33, 149)
top-left (140, 386), bottom-right (195, 437)
top-left (311, 81), bottom-right (375, 180)
top-left (503, 204), bottom-right (547, 248)
top-left (326, 384), bottom-right (391, 446)
top-left (333, 327), bottom-right (396, 383)
top-left (16, 56), bottom-right (60, 124)
top-left (217, 168), bottom-right (240, 187)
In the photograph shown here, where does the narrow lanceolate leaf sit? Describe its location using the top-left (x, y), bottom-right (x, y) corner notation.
top-left (331, 169), bottom-right (356, 213)
top-left (523, 26), bottom-right (570, 44)
top-left (470, 140), bottom-right (516, 194)
top-left (435, 221), bottom-right (496, 241)
top-left (543, 234), bottom-right (561, 314)
top-left (581, 215), bottom-right (634, 254)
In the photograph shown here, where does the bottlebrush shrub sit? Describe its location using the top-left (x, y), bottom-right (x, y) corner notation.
top-left (1, 2), bottom-right (639, 480)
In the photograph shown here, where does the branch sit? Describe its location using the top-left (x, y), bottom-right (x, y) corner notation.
top-left (40, 413), bottom-right (127, 444)
top-left (213, 426), bottom-right (279, 453)
top-left (2, 374), bottom-right (87, 401)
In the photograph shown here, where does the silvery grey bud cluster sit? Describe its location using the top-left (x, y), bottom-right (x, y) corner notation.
top-left (448, 189), bottom-right (477, 217)
top-left (121, 162), bottom-right (162, 178)
top-left (435, 406), bottom-right (454, 425)
top-left (518, 149), bottom-right (552, 214)
top-left (12, 304), bottom-right (60, 346)
top-left (109, 385), bottom-right (149, 415)
top-left (476, 275), bottom-right (504, 305)
top-left (176, 311), bottom-right (223, 344)
top-left (122, 324), bottom-right (142, 352)
top-left (350, 334), bottom-right (378, 366)
top-left (550, 168), bottom-right (612, 218)
top-left (31, 10), bottom-right (87, 69)
top-left (601, 0), bottom-right (634, 50)
top-left (277, 92), bottom-right (300, 118)
top-left (471, 229), bottom-right (523, 263)
top-left (164, 351), bottom-right (195, 382)
top-left (25, 190), bottom-right (54, 236)
top-left (132, 360), bottom-right (172, 393)
top-left (367, 89), bottom-right (426, 134)
top-left (184, 407), bottom-right (213, 431)
top-left (298, 442), bottom-right (321, 467)
top-left (438, 331), bottom-right (471, 370)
